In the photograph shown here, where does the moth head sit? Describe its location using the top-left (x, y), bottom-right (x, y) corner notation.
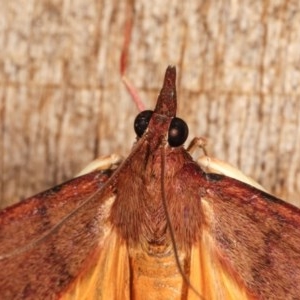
top-left (134, 66), bottom-right (189, 147)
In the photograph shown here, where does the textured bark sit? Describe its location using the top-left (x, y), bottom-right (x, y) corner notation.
top-left (1, 0), bottom-right (300, 208)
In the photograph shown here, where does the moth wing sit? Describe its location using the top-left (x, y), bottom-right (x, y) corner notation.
top-left (189, 173), bottom-right (300, 300)
top-left (62, 226), bottom-right (130, 300)
top-left (75, 154), bottom-right (123, 177)
top-left (197, 155), bottom-right (268, 193)
top-left (0, 166), bottom-right (128, 299)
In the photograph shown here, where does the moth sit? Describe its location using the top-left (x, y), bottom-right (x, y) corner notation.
top-left (1, 66), bottom-right (300, 300)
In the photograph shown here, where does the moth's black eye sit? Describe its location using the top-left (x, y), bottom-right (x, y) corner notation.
top-left (168, 117), bottom-right (189, 147)
top-left (134, 110), bottom-right (153, 137)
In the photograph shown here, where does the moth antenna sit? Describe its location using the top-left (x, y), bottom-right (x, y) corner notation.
top-left (160, 146), bottom-right (204, 300)
top-left (120, 1), bottom-right (145, 112)
top-left (120, 0), bottom-right (133, 76)
top-left (0, 183), bottom-right (110, 260)
top-left (122, 76), bottom-right (145, 112)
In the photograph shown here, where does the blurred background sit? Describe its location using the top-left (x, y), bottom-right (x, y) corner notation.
top-left (1, 0), bottom-right (300, 208)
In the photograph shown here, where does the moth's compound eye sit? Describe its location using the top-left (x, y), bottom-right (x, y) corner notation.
top-left (168, 117), bottom-right (189, 147)
top-left (134, 110), bottom-right (154, 137)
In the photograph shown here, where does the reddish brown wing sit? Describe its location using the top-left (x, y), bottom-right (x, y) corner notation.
top-left (187, 163), bottom-right (300, 299)
top-left (0, 169), bottom-right (120, 299)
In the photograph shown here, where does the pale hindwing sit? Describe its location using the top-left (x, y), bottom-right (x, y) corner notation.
top-left (62, 226), bottom-right (130, 300)
top-left (76, 154), bottom-right (123, 177)
top-left (197, 156), bottom-right (268, 193)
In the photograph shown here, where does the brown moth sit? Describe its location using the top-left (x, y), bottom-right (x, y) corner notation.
top-left (1, 66), bottom-right (300, 300)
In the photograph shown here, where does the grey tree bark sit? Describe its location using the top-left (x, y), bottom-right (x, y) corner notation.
top-left (1, 0), bottom-right (300, 208)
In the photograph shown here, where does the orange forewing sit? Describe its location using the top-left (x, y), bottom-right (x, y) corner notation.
top-left (1, 67), bottom-right (300, 300)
